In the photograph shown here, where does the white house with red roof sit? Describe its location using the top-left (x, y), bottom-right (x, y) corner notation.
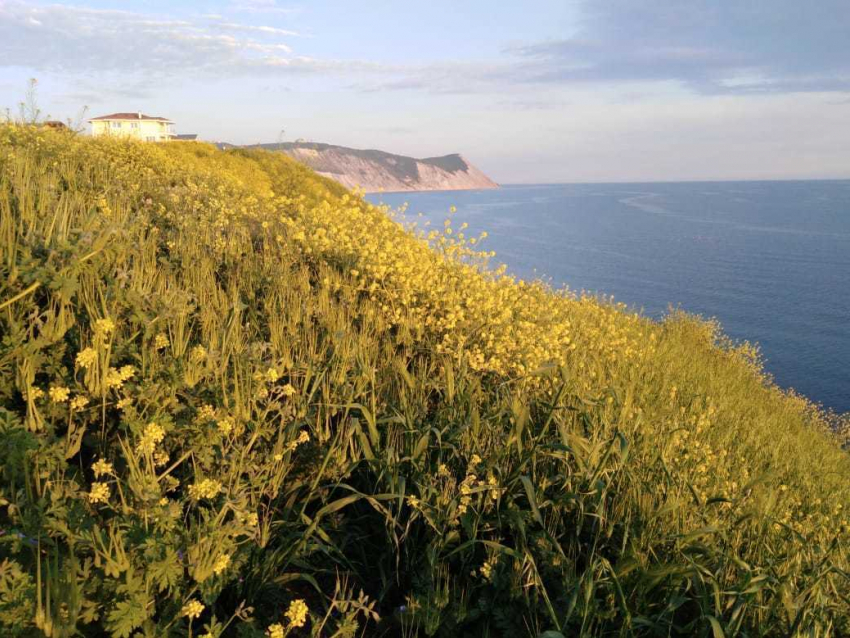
top-left (88, 112), bottom-right (175, 142)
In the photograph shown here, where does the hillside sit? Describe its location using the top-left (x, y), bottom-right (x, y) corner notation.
top-left (1, 126), bottom-right (849, 637)
top-left (249, 142), bottom-right (499, 192)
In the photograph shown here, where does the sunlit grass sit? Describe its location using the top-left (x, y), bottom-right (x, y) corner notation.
top-left (1, 125), bottom-right (848, 637)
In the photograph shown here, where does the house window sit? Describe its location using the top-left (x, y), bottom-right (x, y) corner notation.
top-left (111, 121), bottom-right (121, 128)
top-left (130, 122), bottom-right (139, 129)
top-left (146, 136), bottom-right (156, 142)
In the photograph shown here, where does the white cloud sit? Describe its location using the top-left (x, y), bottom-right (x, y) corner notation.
top-left (0, 2), bottom-right (327, 78)
top-left (227, 0), bottom-right (296, 15)
top-left (217, 22), bottom-right (301, 38)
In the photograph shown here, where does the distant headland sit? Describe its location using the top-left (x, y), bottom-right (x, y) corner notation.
top-left (239, 141), bottom-right (499, 193)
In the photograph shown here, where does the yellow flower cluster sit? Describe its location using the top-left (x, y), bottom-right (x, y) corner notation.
top-left (278, 430), bottom-right (310, 458)
top-left (285, 599), bottom-right (309, 628)
top-left (217, 416), bottom-right (235, 436)
top-left (196, 404), bottom-right (216, 423)
top-left (87, 482), bottom-right (110, 504)
top-left (188, 478), bottom-right (223, 500)
top-left (190, 345), bottom-right (208, 362)
top-left (181, 599), bottom-right (204, 620)
top-left (27, 386), bottom-right (44, 401)
top-left (75, 347), bottom-right (97, 368)
top-left (49, 385), bottom-right (70, 403)
top-left (105, 365), bottom-right (135, 389)
top-left (282, 187), bottom-right (656, 384)
top-left (213, 553), bottom-right (231, 575)
top-left (93, 318), bottom-right (116, 337)
top-left (92, 459), bottom-right (114, 477)
top-left (138, 422), bottom-right (165, 455)
top-left (266, 624), bottom-right (285, 638)
top-left (479, 560), bottom-right (494, 580)
top-left (154, 333), bottom-right (169, 349)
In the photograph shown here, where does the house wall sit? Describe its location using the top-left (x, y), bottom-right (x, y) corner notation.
top-left (91, 120), bottom-right (172, 142)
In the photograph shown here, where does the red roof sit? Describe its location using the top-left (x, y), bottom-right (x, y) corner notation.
top-left (89, 112), bottom-right (172, 122)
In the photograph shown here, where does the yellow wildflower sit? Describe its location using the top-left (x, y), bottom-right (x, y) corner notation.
top-left (154, 333), bottom-right (169, 349)
top-left (181, 599), bottom-right (204, 620)
top-left (70, 395), bottom-right (90, 410)
top-left (190, 345), bottom-right (207, 362)
top-left (139, 422), bottom-right (165, 455)
top-left (75, 347), bottom-right (97, 368)
top-left (93, 318), bottom-right (115, 336)
top-left (92, 459), bottom-right (114, 477)
top-left (153, 450), bottom-right (169, 467)
top-left (265, 367), bottom-right (280, 382)
top-left (27, 386), bottom-right (44, 400)
top-left (196, 404), bottom-right (216, 423)
top-left (49, 386), bottom-right (70, 403)
top-left (480, 561), bottom-right (493, 580)
top-left (286, 599), bottom-right (308, 628)
top-left (217, 416), bottom-right (234, 436)
top-left (266, 624), bottom-right (285, 638)
top-left (188, 478), bottom-right (223, 500)
top-left (281, 383), bottom-right (296, 397)
top-left (213, 553), bottom-right (231, 575)
top-left (88, 482), bottom-right (110, 504)
top-left (105, 368), bottom-right (124, 389)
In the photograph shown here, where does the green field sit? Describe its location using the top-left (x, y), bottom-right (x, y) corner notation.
top-left (1, 125), bottom-right (848, 637)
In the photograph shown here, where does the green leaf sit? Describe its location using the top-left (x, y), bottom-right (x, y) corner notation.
top-left (706, 615), bottom-right (725, 638)
top-left (520, 476), bottom-right (544, 526)
top-left (106, 598), bottom-right (148, 638)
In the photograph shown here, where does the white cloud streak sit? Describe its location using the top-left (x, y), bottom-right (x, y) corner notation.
top-left (0, 2), bottom-right (347, 80)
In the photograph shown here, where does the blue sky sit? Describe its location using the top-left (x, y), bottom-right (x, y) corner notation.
top-left (1, 0), bottom-right (849, 183)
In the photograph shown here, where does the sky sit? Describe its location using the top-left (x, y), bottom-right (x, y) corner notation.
top-left (1, 0), bottom-right (849, 183)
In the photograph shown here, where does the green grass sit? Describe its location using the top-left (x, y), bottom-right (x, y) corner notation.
top-left (0, 124), bottom-right (848, 637)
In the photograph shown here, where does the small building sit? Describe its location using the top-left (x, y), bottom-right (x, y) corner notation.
top-left (89, 112), bottom-right (174, 142)
top-left (172, 134), bottom-right (198, 141)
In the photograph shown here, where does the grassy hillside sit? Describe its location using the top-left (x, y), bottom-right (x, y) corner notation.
top-left (0, 125), bottom-right (848, 637)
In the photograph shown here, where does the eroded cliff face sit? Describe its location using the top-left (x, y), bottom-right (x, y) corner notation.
top-left (250, 142), bottom-right (499, 193)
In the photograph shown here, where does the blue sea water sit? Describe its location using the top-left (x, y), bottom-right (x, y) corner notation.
top-left (366, 181), bottom-right (850, 415)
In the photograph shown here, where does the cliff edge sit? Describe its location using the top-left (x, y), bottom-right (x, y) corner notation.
top-left (249, 142), bottom-right (499, 193)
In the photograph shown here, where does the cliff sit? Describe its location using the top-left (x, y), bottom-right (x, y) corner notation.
top-left (248, 142), bottom-right (499, 192)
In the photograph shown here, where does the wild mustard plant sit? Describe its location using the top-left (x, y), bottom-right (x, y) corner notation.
top-left (0, 125), bottom-right (848, 636)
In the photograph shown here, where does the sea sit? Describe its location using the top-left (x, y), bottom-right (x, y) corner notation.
top-left (366, 181), bottom-right (850, 415)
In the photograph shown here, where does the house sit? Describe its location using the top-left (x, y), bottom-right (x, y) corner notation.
top-left (172, 134), bottom-right (198, 141)
top-left (89, 112), bottom-right (173, 142)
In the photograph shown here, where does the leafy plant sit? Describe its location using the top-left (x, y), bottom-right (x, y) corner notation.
top-left (0, 125), bottom-right (848, 637)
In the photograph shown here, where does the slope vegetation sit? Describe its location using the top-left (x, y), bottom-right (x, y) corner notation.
top-left (0, 126), bottom-right (848, 637)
